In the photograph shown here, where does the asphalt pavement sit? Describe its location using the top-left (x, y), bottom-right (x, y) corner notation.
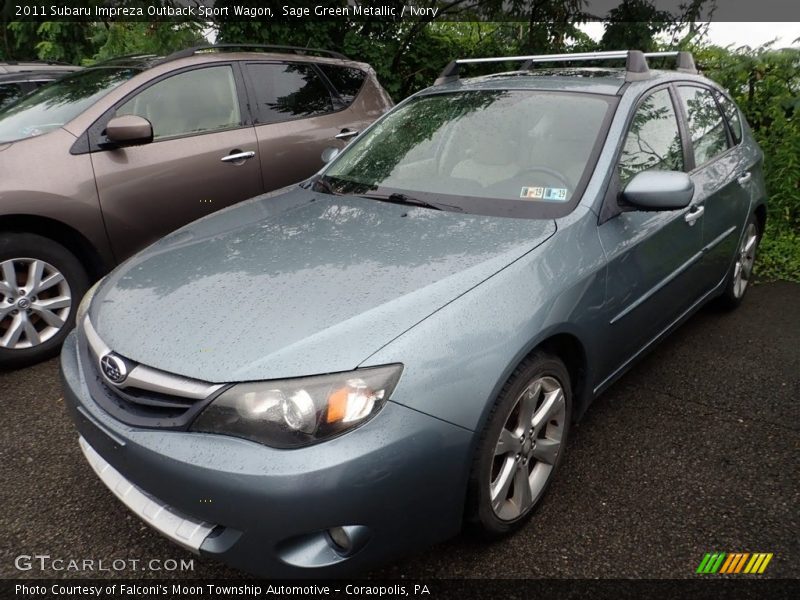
top-left (1, 282), bottom-right (797, 579)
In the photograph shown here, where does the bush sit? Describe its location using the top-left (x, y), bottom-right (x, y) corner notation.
top-left (698, 44), bottom-right (800, 282)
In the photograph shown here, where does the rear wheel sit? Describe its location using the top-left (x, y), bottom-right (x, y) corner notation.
top-left (719, 214), bottom-right (761, 309)
top-left (466, 351), bottom-right (572, 537)
top-left (0, 233), bottom-right (88, 368)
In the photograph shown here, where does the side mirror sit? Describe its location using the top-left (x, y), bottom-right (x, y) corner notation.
top-left (622, 170), bottom-right (694, 210)
top-left (105, 115), bottom-right (153, 147)
top-left (321, 147), bottom-right (340, 164)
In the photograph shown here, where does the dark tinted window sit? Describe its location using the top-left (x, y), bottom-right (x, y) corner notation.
top-left (678, 86), bottom-right (730, 166)
top-left (0, 83), bottom-right (25, 110)
top-left (716, 92), bottom-right (742, 144)
top-left (246, 63), bottom-right (333, 123)
top-left (618, 88), bottom-right (683, 184)
top-left (318, 65), bottom-right (366, 105)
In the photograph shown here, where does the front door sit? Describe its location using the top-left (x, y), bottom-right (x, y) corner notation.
top-left (597, 86), bottom-right (706, 380)
top-left (91, 64), bottom-right (262, 261)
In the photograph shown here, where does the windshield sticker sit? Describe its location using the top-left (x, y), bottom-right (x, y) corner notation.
top-left (520, 187), bottom-right (568, 202)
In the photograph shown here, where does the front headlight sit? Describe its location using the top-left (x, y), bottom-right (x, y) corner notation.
top-left (191, 364), bottom-right (403, 448)
top-left (75, 278), bottom-right (104, 325)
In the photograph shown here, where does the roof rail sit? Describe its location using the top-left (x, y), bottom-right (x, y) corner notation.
top-left (160, 44), bottom-right (349, 63)
top-left (434, 50), bottom-right (697, 85)
top-left (0, 59), bottom-right (73, 66)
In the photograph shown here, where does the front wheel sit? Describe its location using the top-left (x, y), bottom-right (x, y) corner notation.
top-left (466, 351), bottom-right (572, 537)
top-left (0, 233), bottom-right (89, 368)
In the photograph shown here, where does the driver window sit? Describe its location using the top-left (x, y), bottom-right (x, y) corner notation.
top-left (618, 89), bottom-right (684, 186)
top-left (117, 66), bottom-right (241, 140)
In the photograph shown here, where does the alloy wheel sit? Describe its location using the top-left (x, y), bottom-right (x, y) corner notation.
top-left (0, 258), bottom-right (72, 349)
top-left (490, 376), bottom-right (566, 521)
top-left (732, 223), bottom-right (758, 299)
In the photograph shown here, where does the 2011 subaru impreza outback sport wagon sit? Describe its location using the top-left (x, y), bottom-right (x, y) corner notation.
top-left (61, 50), bottom-right (766, 576)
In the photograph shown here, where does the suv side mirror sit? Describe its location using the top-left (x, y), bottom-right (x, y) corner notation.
top-left (105, 115), bottom-right (153, 147)
top-left (622, 170), bottom-right (694, 210)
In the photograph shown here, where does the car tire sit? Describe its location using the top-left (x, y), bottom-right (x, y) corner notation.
top-left (718, 214), bottom-right (762, 310)
top-left (466, 350), bottom-right (572, 537)
top-left (0, 233), bottom-right (89, 369)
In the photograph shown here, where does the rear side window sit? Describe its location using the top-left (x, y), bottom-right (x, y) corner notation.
top-left (118, 66), bottom-right (241, 140)
top-left (618, 88), bottom-right (684, 185)
top-left (678, 86), bottom-right (730, 167)
top-left (318, 65), bottom-right (366, 105)
top-left (246, 62), bottom-right (333, 123)
top-left (716, 92), bottom-right (743, 145)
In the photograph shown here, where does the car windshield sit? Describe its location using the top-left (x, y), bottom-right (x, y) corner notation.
top-left (321, 90), bottom-right (614, 217)
top-left (0, 67), bottom-right (138, 143)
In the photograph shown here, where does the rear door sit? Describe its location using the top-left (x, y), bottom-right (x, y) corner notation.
top-left (597, 86), bottom-right (706, 378)
top-left (243, 61), bottom-right (368, 191)
top-left (675, 85), bottom-right (753, 289)
top-left (90, 64), bottom-right (262, 261)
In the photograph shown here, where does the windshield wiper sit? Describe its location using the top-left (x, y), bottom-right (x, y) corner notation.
top-left (365, 192), bottom-right (464, 213)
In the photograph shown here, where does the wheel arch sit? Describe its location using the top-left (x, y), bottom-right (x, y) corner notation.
top-left (0, 214), bottom-right (112, 280)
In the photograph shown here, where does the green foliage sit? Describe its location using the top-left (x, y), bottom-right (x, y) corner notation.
top-left (697, 44), bottom-right (800, 281)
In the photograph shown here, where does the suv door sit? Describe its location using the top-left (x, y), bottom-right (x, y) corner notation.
top-left (675, 85), bottom-right (752, 289)
top-left (243, 61), bottom-right (364, 190)
top-left (90, 64), bottom-right (262, 261)
top-left (597, 86), bottom-right (706, 379)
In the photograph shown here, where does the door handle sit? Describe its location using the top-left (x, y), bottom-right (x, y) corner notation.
top-left (334, 129), bottom-right (359, 140)
top-left (684, 205), bottom-right (704, 226)
top-left (737, 171), bottom-right (752, 186)
top-left (220, 150), bottom-right (255, 163)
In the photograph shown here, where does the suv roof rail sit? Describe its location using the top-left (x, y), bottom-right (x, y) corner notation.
top-left (161, 44), bottom-right (349, 63)
top-left (434, 50), bottom-right (697, 85)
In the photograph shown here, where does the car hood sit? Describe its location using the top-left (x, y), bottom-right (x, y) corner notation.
top-left (92, 189), bottom-right (555, 382)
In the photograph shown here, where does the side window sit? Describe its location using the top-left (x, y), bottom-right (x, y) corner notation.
top-left (678, 86), bottom-right (730, 166)
top-left (117, 66), bottom-right (241, 140)
top-left (618, 88), bottom-right (684, 185)
top-left (715, 92), bottom-right (743, 145)
top-left (246, 62), bottom-right (333, 124)
top-left (317, 65), bottom-right (366, 105)
top-left (0, 83), bottom-right (25, 110)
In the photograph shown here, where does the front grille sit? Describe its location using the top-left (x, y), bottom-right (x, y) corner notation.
top-left (80, 318), bottom-right (227, 429)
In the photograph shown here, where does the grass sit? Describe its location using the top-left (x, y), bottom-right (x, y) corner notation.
top-left (755, 223), bottom-right (800, 283)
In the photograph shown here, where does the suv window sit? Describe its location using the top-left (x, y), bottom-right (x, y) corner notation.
top-left (246, 62), bottom-right (333, 123)
top-left (318, 65), bottom-right (366, 105)
top-left (117, 66), bottom-right (241, 140)
top-left (0, 83), bottom-right (25, 109)
top-left (678, 86), bottom-right (730, 167)
top-left (618, 88), bottom-right (684, 185)
top-left (715, 92), bottom-right (742, 145)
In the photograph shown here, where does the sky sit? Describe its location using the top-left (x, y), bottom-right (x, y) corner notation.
top-left (579, 22), bottom-right (800, 49)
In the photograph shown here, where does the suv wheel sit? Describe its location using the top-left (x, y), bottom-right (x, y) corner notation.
top-left (0, 233), bottom-right (88, 368)
top-left (466, 351), bottom-right (572, 537)
top-left (719, 214), bottom-right (761, 309)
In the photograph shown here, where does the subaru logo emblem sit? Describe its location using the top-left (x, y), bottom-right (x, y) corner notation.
top-left (100, 353), bottom-right (127, 384)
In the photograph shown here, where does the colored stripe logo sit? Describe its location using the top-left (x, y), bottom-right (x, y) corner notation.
top-left (697, 552), bottom-right (773, 574)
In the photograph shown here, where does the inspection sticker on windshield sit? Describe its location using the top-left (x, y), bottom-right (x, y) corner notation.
top-left (520, 187), bottom-right (568, 202)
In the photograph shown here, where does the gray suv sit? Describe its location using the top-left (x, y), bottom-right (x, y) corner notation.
top-left (0, 45), bottom-right (392, 367)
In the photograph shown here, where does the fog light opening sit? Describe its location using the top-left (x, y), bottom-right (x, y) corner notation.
top-left (327, 526), bottom-right (352, 554)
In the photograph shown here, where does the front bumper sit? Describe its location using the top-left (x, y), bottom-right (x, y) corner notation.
top-left (60, 332), bottom-right (473, 577)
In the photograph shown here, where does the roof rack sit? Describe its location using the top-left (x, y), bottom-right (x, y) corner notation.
top-left (434, 50), bottom-right (697, 85)
top-left (161, 44), bottom-right (348, 63)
